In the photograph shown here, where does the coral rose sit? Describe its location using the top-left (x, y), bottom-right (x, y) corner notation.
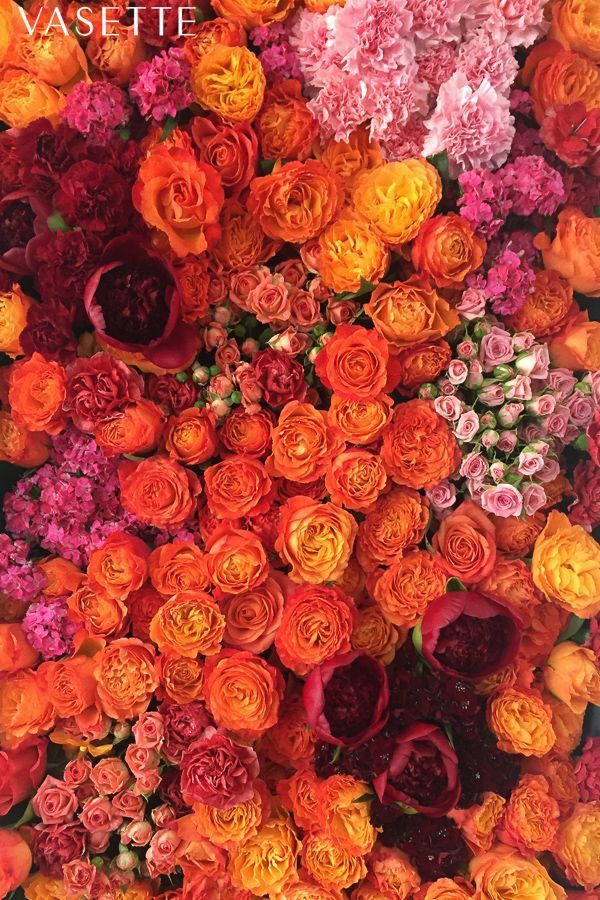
top-left (544, 642), bottom-right (600, 714)
top-left (205, 526), bottom-right (268, 595)
top-left (275, 584), bottom-right (355, 675)
top-left (328, 393), bottom-right (393, 445)
top-left (488, 687), bottom-right (556, 757)
top-left (263, 700), bottom-right (315, 768)
top-left (190, 45), bottom-right (266, 123)
top-left (67, 582), bottom-right (128, 638)
top-left (372, 552), bottom-right (443, 629)
top-left (118, 455), bottom-right (201, 529)
top-left (0, 829), bottom-right (32, 897)
top-left (94, 638), bottom-right (158, 721)
top-left (493, 510), bottom-right (545, 558)
top-left (412, 214), bottom-right (486, 288)
top-left (352, 159), bottom-right (442, 246)
top-left (211, 200), bottom-right (281, 270)
top-left (219, 407), bottom-right (273, 458)
top-left (365, 276), bottom-right (459, 349)
top-left (256, 79), bottom-right (318, 161)
top-left (191, 114), bottom-right (257, 197)
top-left (248, 160), bottom-right (343, 244)
top-left (315, 324), bottom-right (400, 398)
top-left (203, 649), bottom-right (283, 736)
top-left (555, 802), bottom-right (600, 890)
top-left (549, 310), bottom-right (600, 371)
top-left (357, 487), bottom-right (429, 571)
top-left (180, 726), bottom-right (259, 808)
top-left (164, 407), bottom-right (218, 467)
top-left (535, 208), bottom-right (600, 297)
top-left (39, 655), bottom-right (98, 728)
top-left (0, 411), bottom-right (50, 467)
top-left (498, 774), bottom-right (560, 854)
top-left (8, 352), bottom-right (66, 435)
top-left (317, 210), bottom-right (390, 293)
top-left (532, 510), bottom-right (600, 617)
top-left (302, 831), bottom-right (367, 890)
top-left (397, 342), bottom-right (453, 397)
top-left (0, 737), bottom-right (46, 816)
top-left (325, 448), bottom-right (388, 510)
top-left (449, 793), bottom-right (506, 853)
top-left (0, 623), bottom-right (38, 674)
top-left (222, 572), bottom-right (286, 654)
top-left (550, 0), bottom-right (600, 62)
top-left (432, 500), bottom-right (497, 585)
top-left (276, 496), bottom-right (357, 584)
top-left (204, 456), bottom-right (273, 519)
top-left (381, 399), bottom-right (461, 490)
top-left (150, 590), bottom-right (225, 658)
top-left (0, 667), bottom-right (54, 748)
top-left (267, 401), bottom-right (344, 483)
top-left (529, 44), bottom-right (600, 124)
top-left (149, 541), bottom-right (209, 596)
top-left (229, 815), bottom-right (300, 896)
top-left (505, 269), bottom-right (576, 339)
top-left (469, 845), bottom-right (566, 900)
top-left (87, 532), bottom-right (149, 601)
top-left (187, 783), bottom-right (265, 845)
top-left (95, 400), bottom-right (165, 457)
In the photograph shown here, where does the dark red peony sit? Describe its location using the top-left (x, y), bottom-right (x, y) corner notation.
top-left (420, 590), bottom-right (521, 681)
top-left (0, 737), bottom-right (47, 816)
top-left (54, 161), bottom-right (132, 234)
top-left (373, 722), bottom-right (460, 816)
top-left (540, 102), bottom-right (600, 171)
top-left (303, 651), bottom-right (389, 748)
top-left (251, 348), bottom-right (307, 408)
top-left (0, 189), bottom-right (49, 275)
top-left (64, 352), bottom-right (144, 433)
top-left (32, 821), bottom-right (87, 876)
top-left (180, 726), bottom-right (260, 809)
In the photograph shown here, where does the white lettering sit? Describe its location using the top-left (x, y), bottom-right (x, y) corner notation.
top-left (16, 6), bottom-right (43, 36)
top-left (129, 6), bottom-right (142, 36)
top-left (43, 6), bottom-right (69, 34)
top-left (101, 6), bottom-right (120, 35)
top-left (178, 6), bottom-right (195, 36)
top-left (155, 6), bottom-right (170, 36)
top-left (74, 6), bottom-right (94, 37)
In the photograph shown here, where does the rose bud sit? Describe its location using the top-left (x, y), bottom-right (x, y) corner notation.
top-left (303, 651), bottom-right (389, 748)
top-left (373, 723), bottom-right (461, 816)
top-left (420, 591), bottom-right (521, 681)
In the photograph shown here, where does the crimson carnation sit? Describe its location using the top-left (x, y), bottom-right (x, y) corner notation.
top-left (0, 190), bottom-right (48, 275)
top-left (180, 726), bottom-right (260, 809)
top-left (251, 348), bottom-right (307, 408)
top-left (540, 103), bottom-right (600, 170)
top-left (20, 302), bottom-right (77, 364)
top-left (147, 374), bottom-right (199, 414)
top-left (32, 822), bottom-right (87, 876)
top-left (15, 119), bottom-right (81, 198)
top-left (54, 161), bottom-right (132, 234)
top-left (161, 702), bottom-right (214, 764)
top-left (28, 229), bottom-right (103, 323)
top-left (64, 352), bottom-right (144, 432)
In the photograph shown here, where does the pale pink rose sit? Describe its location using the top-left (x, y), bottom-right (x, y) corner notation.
top-left (516, 450), bottom-right (544, 476)
top-left (479, 326), bottom-right (515, 371)
top-left (537, 457), bottom-right (561, 483)
top-left (480, 483), bottom-right (523, 517)
top-left (235, 362), bottom-right (263, 406)
top-left (275, 259), bottom-right (307, 288)
top-left (523, 484), bottom-right (546, 515)
top-left (214, 306), bottom-right (232, 326)
top-left (327, 297), bottom-right (361, 325)
top-left (210, 398), bottom-right (230, 418)
top-left (481, 428), bottom-right (500, 448)
top-left (478, 383), bottom-right (505, 407)
top-left (455, 410), bottom-right (480, 441)
top-left (490, 462), bottom-right (506, 482)
top-left (64, 759), bottom-right (92, 787)
top-left (438, 377), bottom-right (457, 396)
top-left (497, 402), bottom-right (523, 427)
top-left (466, 359), bottom-right (484, 388)
top-left (268, 328), bottom-right (311, 356)
top-left (497, 430), bottom-right (517, 453)
top-left (566, 392), bottom-right (594, 429)
top-left (460, 451), bottom-right (488, 480)
top-left (112, 790), bottom-right (146, 821)
top-left (456, 286), bottom-right (486, 320)
top-left (515, 344), bottom-right (549, 379)
top-left (146, 828), bottom-right (182, 877)
top-left (505, 375), bottom-right (532, 401)
top-left (512, 332), bottom-right (535, 352)
top-left (457, 340), bottom-right (477, 360)
top-left (526, 395), bottom-right (556, 417)
top-left (426, 480), bottom-right (456, 510)
top-left (80, 796), bottom-right (123, 833)
top-left (467, 477), bottom-right (486, 499)
top-left (32, 776), bottom-right (78, 825)
top-left (528, 439), bottom-right (550, 457)
top-left (447, 360), bottom-right (469, 385)
top-left (519, 422), bottom-right (547, 442)
top-left (434, 395), bottom-right (462, 421)
top-left (585, 372), bottom-right (600, 407)
top-left (546, 406), bottom-right (569, 439)
top-left (203, 322), bottom-right (227, 350)
top-left (547, 369), bottom-right (577, 400)
top-left (121, 819), bottom-right (153, 847)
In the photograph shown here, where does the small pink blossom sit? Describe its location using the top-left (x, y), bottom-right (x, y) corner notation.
top-left (479, 326), bottom-right (514, 370)
top-left (455, 410), bottom-right (480, 441)
top-left (426, 480), bottom-right (457, 511)
top-left (460, 451), bottom-right (489, 480)
top-left (480, 483), bottom-right (523, 517)
top-left (517, 450), bottom-right (545, 476)
top-left (523, 483), bottom-right (547, 515)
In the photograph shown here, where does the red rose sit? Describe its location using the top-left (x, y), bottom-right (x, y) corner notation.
top-left (0, 737), bottom-right (47, 816)
top-left (64, 352), bottom-right (144, 432)
top-left (303, 651), bottom-right (389, 748)
top-left (127, 586), bottom-right (166, 642)
top-left (373, 722), bottom-right (460, 816)
top-left (420, 590), bottom-right (522, 681)
top-left (251, 348), bottom-right (307, 408)
top-left (161, 702), bottom-right (214, 764)
top-left (191, 115), bottom-right (258, 197)
top-left (32, 822), bottom-right (87, 876)
top-left (180, 726), bottom-right (259, 808)
top-left (540, 102), bottom-right (600, 170)
top-left (55, 161), bottom-right (132, 234)
top-left (569, 458), bottom-right (600, 531)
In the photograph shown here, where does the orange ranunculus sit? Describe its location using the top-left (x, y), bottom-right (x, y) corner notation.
top-left (532, 510), bottom-right (600, 617)
top-left (95, 400), bottom-right (165, 457)
top-left (256, 79), bottom-right (318, 161)
top-left (535, 208), bottom-right (600, 297)
top-left (365, 276), bottom-right (460, 349)
top-left (505, 269), bottom-right (576, 339)
top-left (220, 407), bottom-right (273, 458)
top-left (469, 845), bottom-right (566, 900)
top-left (212, 0), bottom-right (294, 27)
top-left (396, 341), bottom-right (453, 397)
top-left (411, 214), bottom-right (486, 288)
top-left (263, 699), bottom-right (315, 768)
top-left (87, 23), bottom-right (146, 84)
top-left (248, 160), bottom-right (343, 244)
top-left (478, 556), bottom-right (542, 624)
top-left (222, 572), bottom-right (286, 654)
top-left (67, 582), bottom-right (128, 638)
top-left (133, 145), bottom-right (224, 258)
top-left (0, 285), bottom-right (32, 358)
top-left (183, 18), bottom-right (246, 66)
top-left (317, 209), bottom-right (390, 293)
top-left (522, 755), bottom-right (579, 816)
top-left (491, 510), bottom-right (545, 558)
top-left (549, 0), bottom-right (600, 62)
top-left (545, 693), bottom-right (584, 756)
top-left (275, 584), bottom-right (355, 675)
top-left (211, 199), bottom-right (281, 270)
top-left (529, 44), bottom-right (600, 123)
top-left (204, 456), bottom-right (273, 519)
top-left (205, 526), bottom-right (268, 595)
top-left (203, 649), bottom-right (283, 735)
top-left (267, 401), bottom-right (344, 484)
top-left (302, 831), bottom-right (367, 891)
top-left (278, 767), bottom-right (320, 829)
top-left (432, 500), bottom-right (497, 585)
top-left (174, 257), bottom-right (211, 323)
top-left (39, 654), bottom-right (98, 725)
top-left (0, 0), bottom-right (16, 65)
top-left (555, 802), bottom-right (600, 890)
top-left (12, 22), bottom-right (88, 86)
top-left (0, 667), bottom-right (55, 748)
top-left (150, 590), bottom-right (225, 658)
top-left (38, 557), bottom-right (83, 598)
top-left (328, 392), bottom-right (393, 445)
top-left (351, 605), bottom-right (402, 665)
top-left (276, 496), bottom-right (357, 585)
top-left (164, 406), bottom-right (218, 467)
top-left (499, 774), bottom-right (560, 855)
top-left (317, 125), bottom-right (383, 193)
top-left (229, 815), bottom-right (300, 897)
top-left (94, 638), bottom-right (158, 721)
top-left (544, 642), bottom-right (600, 714)
top-left (325, 448), bottom-right (388, 510)
top-left (381, 399), bottom-right (460, 490)
top-left (157, 653), bottom-right (205, 704)
top-left (149, 540), bottom-right (210, 596)
top-left (0, 68), bottom-right (64, 128)
top-left (191, 44), bottom-right (266, 123)
top-left (8, 352), bottom-right (67, 435)
top-left (357, 487), bottom-right (430, 572)
top-left (118, 455), bottom-right (201, 529)
top-left (414, 879), bottom-right (475, 900)
top-left (367, 846), bottom-right (422, 899)
top-left (449, 793), bottom-right (506, 853)
top-left (315, 324), bottom-right (399, 398)
top-left (0, 411), bottom-right (50, 467)
top-left (87, 532), bottom-right (150, 601)
top-left (0, 829), bottom-right (32, 897)
top-left (352, 159), bottom-right (442, 246)
top-left (488, 687), bottom-right (556, 757)
top-left (186, 784), bottom-right (265, 846)
top-left (319, 774), bottom-right (376, 855)
top-left (373, 550), bottom-right (446, 628)
top-left (0, 623), bottom-right (38, 674)
top-left (548, 310), bottom-right (600, 370)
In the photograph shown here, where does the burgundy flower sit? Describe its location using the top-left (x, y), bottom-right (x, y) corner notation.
top-left (20, 302), bottom-right (77, 364)
top-left (161, 702), bottom-right (214, 764)
top-left (420, 591), bottom-right (522, 681)
top-left (84, 236), bottom-right (196, 369)
top-left (15, 119), bottom-right (81, 198)
top-left (0, 130), bottom-right (24, 195)
top-left (32, 821), bottom-right (87, 876)
top-left (147, 373), bottom-right (199, 414)
top-left (0, 737), bottom-right (47, 816)
top-left (373, 722), bottom-right (460, 816)
top-left (55, 161), bottom-right (132, 233)
top-left (136, 0), bottom-right (192, 45)
top-left (127, 586), bottom-right (166, 642)
top-left (180, 726), bottom-right (260, 809)
top-left (540, 102), bottom-right (600, 171)
top-left (0, 190), bottom-right (49, 275)
top-left (303, 651), bottom-right (389, 749)
top-left (159, 767), bottom-right (190, 817)
top-left (27, 228), bottom-right (103, 323)
top-left (251, 348), bottom-right (307, 408)
top-left (64, 352), bottom-right (144, 432)
top-left (569, 458), bottom-right (600, 531)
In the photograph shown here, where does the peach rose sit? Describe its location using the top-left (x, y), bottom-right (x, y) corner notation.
top-left (357, 487), bottom-right (429, 571)
top-left (267, 400), bottom-right (344, 483)
top-left (150, 590), bottom-right (225, 658)
top-left (118, 455), bottom-right (201, 529)
top-left (367, 845), bottom-right (422, 899)
top-left (229, 816), bottom-right (300, 896)
top-left (319, 774), bottom-right (376, 855)
top-left (545, 694), bottom-right (585, 756)
top-left (317, 210), bottom-right (390, 293)
top-left (373, 550), bottom-right (447, 628)
top-left (275, 584), bottom-right (355, 675)
top-left (328, 393), bottom-right (393, 445)
top-left (191, 45), bottom-right (266, 123)
top-left (317, 125), bottom-right (383, 193)
top-left (302, 831), bottom-right (367, 891)
top-left (325, 448), bottom-right (388, 510)
top-left (87, 532), bottom-right (149, 601)
top-left (449, 792), bottom-right (506, 853)
top-left (157, 653), bottom-right (205, 705)
top-left (149, 541), bottom-right (209, 596)
top-left (469, 844), bottom-right (566, 900)
top-left (0, 68), bottom-right (64, 128)
top-left (222, 572), bottom-right (286, 654)
top-left (276, 496), bottom-right (357, 584)
top-left (381, 399), bottom-right (461, 490)
top-left (499, 774), bottom-right (560, 854)
top-left (555, 802), bottom-right (600, 890)
top-left (212, 200), bottom-right (281, 270)
top-left (0, 411), bottom-right (50, 467)
top-left (0, 623), bottom-right (38, 674)
top-left (535, 208), bottom-right (600, 297)
top-left (432, 500), bottom-right (497, 585)
top-left (8, 352), bottom-right (67, 435)
top-left (488, 687), bottom-right (556, 757)
top-left (532, 510), bottom-right (600, 617)
top-left (0, 829), bottom-right (32, 897)
top-left (0, 285), bottom-right (32, 358)
top-left (351, 605), bottom-right (402, 665)
top-left (164, 407), bottom-right (218, 467)
top-left (256, 79), bottom-right (318, 161)
top-left (544, 642), bottom-right (600, 714)
top-left (550, 0), bottom-right (600, 61)
top-left (365, 276), bottom-right (459, 348)
top-left (205, 456), bottom-right (273, 519)
top-left (548, 310), bottom-right (600, 371)
top-left (412, 214), bottom-right (486, 288)
top-left (205, 526), bottom-right (268, 595)
top-left (203, 649), bottom-right (283, 736)
top-left (94, 638), bottom-right (158, 721)
top-left (0, 667), bottom-right (55, 748)
top-left (505, 269), bottom-right (576, 339)
top-left (186, 784), bottom-right (265, 846)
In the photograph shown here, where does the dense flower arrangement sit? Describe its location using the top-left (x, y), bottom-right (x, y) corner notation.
top-left (0, 0), bottom-right (599, 898)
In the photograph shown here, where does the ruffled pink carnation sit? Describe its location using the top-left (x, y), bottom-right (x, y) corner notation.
top-left (62, 82), bottom-right (130, 144)
top-left (378, 115), bottom-right (428, 162)
top-left (406, 0), bottom-right (470, 45)
top-left (308, 71), bottom-right (369, 142)
top-left (416, 44), bottom-right (457, 96)
top-left (469, 0), bottom-right (548, 47)
top-left (290, 10), bottom-right (339, 86)
top-left (456, 27), bottom-right (518, 95)
top-left (367, 64), bottom-right (429, 141)
top-left (334, 0), bottom-right (415, 74)
top-left (130, 48), bottom-right (193, 121)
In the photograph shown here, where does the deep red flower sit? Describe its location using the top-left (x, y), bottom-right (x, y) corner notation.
top-left (569, 458), bottom-right (600, 531)
top-left (540, 102), bottom-right (600, 170)
top-left (15, 119), bottom-right (81, 198)
top-left (55, 161), bottom-right (132, 234)
top-left (420, 590), bottom-right (522, 681)
top-left (20, 302), bottom-right (77, 364)
top-left (303, 651), bottom-right (389, 748)
top-left (147, 373), bottom-right (199, 414)
top-left (251, 348), bottom-right (307, 408)
top-left (27, 229), bottom-right (103, 323)
top-left (64, 352), bottom-right (144, 432)
top-left (373, 722), bottom-right (460, 816)
top-left (180, 726), bottom-right (260, 809)
top-left (161, 702), bottom-right (214, 765)
top-left (0, 190), bottom-right (49, 275)
top-left (32, 821), bottom-right (87, 876)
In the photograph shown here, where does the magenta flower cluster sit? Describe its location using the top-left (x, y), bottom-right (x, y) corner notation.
top-left (130, 47), bottom-right (193, 121)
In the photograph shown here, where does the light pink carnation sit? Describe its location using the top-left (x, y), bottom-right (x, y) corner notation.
top-left (308, 72), bottom-right (369, 141)
top-left (469, 0), bottom-right (548, 47)
top-left (334, 0), bottom-right (415, 74)
top-left (367, 65), bottom-right (429, 141)
top-left (406, 0), bottom-right (470, 45)
top-left (416, 44), bottom-right (458, 96)
top-left (290, 9), bottom-right (338, 86)
top-left (456, 27), bottom-right (518, 95)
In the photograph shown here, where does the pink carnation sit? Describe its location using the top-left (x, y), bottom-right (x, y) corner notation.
top-left (406, 0), bottom-right (469, 45)
top-left (130, 48), bottom-right (193, 121)
top-left (379, 115), bottom-right (428, 162)
top-left (574, 738), bottom-right (600, 802)
top-left (367, 65), bottom-right (429, 142)
top-left (416, 44), bottom-right (458, 96)
top-left (456, 27), bottom-right (518, 95)
top-left (334, 0), bottom-right (415, 74)
top-left (290, 9), bottom-right (338, 86)
top-left (308, 72), bottom-right (369, 142)
top-left (469, 0), bottom-right (548, 47)
top-left (61, 82), bottom-right (129, 144)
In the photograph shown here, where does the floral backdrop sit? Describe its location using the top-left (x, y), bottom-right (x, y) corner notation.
top-left (0, 0), bottom-right (599, 898)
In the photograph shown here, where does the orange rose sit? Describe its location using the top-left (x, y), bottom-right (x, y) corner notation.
top-left (328, 393), bottom-right (393, 445)
top-left (555, 802), bottom-right (600, 890)
top-left (150, 590), bottom-right (225, 658)
top-left (0, 667), bottom-right (55, 748)
top-left (204, 456), bottom-right (273, 519)
top-left (396, 342), bottom-right (453, 397)
top-left (149, 540), bottom-right (209, 596)
top-left (205, 526), bottom-right (268, 595)
top-left (523, 755), bottom-right (579, 815)
top-left (0, 829), bottom-right (32, 897)
top-left (0, 411), bottom-right (50, 467)
top-left (95, 400), bottom-right (165, 457)
top-left (499, 773), bottom-right (560, 855)
top-left (544, 695), bottom-right (584, 759)
top-left (449, 793), bottom-right (506, 853)
top-left (315, 324), bottom-right (399, 398)
top-left (469, 844), bottom-right (566, 900)
top-left (302, 831), bottom-right (367, 891)
top-left (276, 496), bottom-right (357, 584)
top-left (221, 572), bottom-right (286, 654)
top-left (549, 310), bottom-right (600, 370)
top-left (219, 407), bottom-right (273, 458)
top-left (278, 767), bottom-right (320, 829)
top-left (325, 448), bottom-right (388, 510)
top-left (87, 532), bottom-right (149, 601)
top-left (411, 214), bottom-right (486, 288)
top-left (414, 879), bottom-right (474, 900)
top-left (256, 79), bottom-right (318, 161)
top-left (0, 285), bottom-right (32, 358)
top-left (367, 846), bottom-right (422, 899)
top-left (203, 649), bottom-right (283, 736)
top-left (0, 623), bottom-right (38, 674)
top-left (0, 68), bottom-right (64, 128)
top-left (351, 605), bottom-right (402, 665)
top-left (365, 276), bottom-right (460, 348)
top-left (211, 199), bottom-right (281, 270)
top-left (491, 511), bottom-right (545, 558)
top-left (164, 407), bottom-right (218, 467)
top-left (317, 125), bottom-right (383, 193)
top-left (432, 500), bottom-right (497, 585)
top-left (381, 399), bottom-right (460, 490)
top-left (187, 784), bottom-right (265, 846)
top-left (12, 22), bottom-right (87, 86)
top-left (352, 159), bottom-right (442, 246)
top-left (87, 24), bottom-right (146, 84)
top-left (157, 653), bottom-right (205, 704)
top-left (183, 18), bottom-right (246, 66)
top-left (278, 879), bottom-right (341, 900)
top-left (39, 654), bottom-right (98, 725)
top-left (263, 700), bottom-right (315, 768)
top-left (275, 584), bottom-right (355, 675)
top-left (529, 44), bottom-right (600, 123)
top-left (174, 257), bottom-right (211, 323)
top-left (67, 582), bottom-right (128, 638)
top-left (190, 45), bottom-right (266, 123)
top-left (317, 209), bottom-right (390, 293)
top-left (488, 687), bottom-right (556, 757)
top-left (505, 269), bottom-right (576, 338)
top-left (94, 638), bottom-right (158, 721)
top-left (319, 774), bottom-right (376, 855)
top-left (532, 510), bottom-right (600, 617)
top-left (267, 400), bottom-right (344, 483)
top-left (357, 488), bottom-right (429, 571)
top-left (0, 0), bottom-right (16, 65)
top-left (212, 0), bottom-right (294, 27)
top-left (8, 352), bottom-right (67, 435)
top-left (229, 815), bottom-right (300, 897)
top-left (535, 208), bottom-right (600, 297)
top-left (373, 550), bottom-right (447, 628)
top-left (248, 160), bottom-right (343, 244)
top-left (549, 0), bottom-right (600, 62)
top-left (544, 642), bottom-right (600, 714)
top-left (118, 455), bottom-right (201, 529)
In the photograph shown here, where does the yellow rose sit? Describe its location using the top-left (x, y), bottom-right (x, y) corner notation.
top-left (319, 775), bottom-right (376, 855)
top-left (488, 687), bottom-right (556, 757)
top-left (544, 642), bottom-right (600, 714)
top-left (531, 511), bottom-right (600, 617)
top-left (317, 210), bottom-right (390, 293)
top-left (191, 44), bottom-right (265, 123)
top-left (469, 845), bottom-right (566, 900)
top-left (302, 831), bottom-right (367, 890)
top-left (555, 802), bottom-right (600, 890)
top-left (0, 286), bottom-right (32, 358)
top-left (229, 815), bottom-right (300, 896)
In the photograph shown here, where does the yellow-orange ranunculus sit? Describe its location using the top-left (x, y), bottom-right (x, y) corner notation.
top-left (555, 802), bottom-right (600, 890)
top-left (212, 200), bottom-right (280, 270)
top-left (267, 400), bottom-right (345, 483)
top-left (535, 208), bottom-right (600, 297)
top-left (12, 24), bottom-right (88, 86)
top-left (275, 584), bottom-right (355, 676)
top-left (318, 125), bottom-right (383, 193)
top-left (229, 815), bottom-right (300, 896)
top-left (411, 213), bottom-right (486, 288)
top-left (212, 0), bottom-right (295, 28)
top-left (352, 159), bottom-right (442, 246)
top-left (365, 275), bottom-right (459, 348)
top-left (0, 0), bottom-right (17, 65)
top-left (317, 210), bottom-right (390, 293)
top-left (150, 590), bottom-right (225, 658)
top-left (157, 653), bottom-right (205, 705)
top-left (544, 641), bottom-right (600, 714)
top-left (449, 792), bottom-right (506, 853)
top-left (351, 605), bottom-right (401, 666)
top-left (203, 649), bottom-right (283, 736)
top-left (87, 532), bottom-right (149, 601)
top-left (506, 269), bottom-right (576, 339)
top-left (357, 487), bottom-right (429, 572)
top-left (499, 774), bottom-right (560, 854)
top-left (488, 687), bottom-right (556, 758)
top-left (368, 845), bottom-right (422, 899)
top-left (255, 78), bottom-right (318, 161)
top-left (469, 844), bottom-right (566, 900)
top-left (205, 527), bottom-right (268, 595)
top-left (549, 311), bottom-right (600, 371)
top-left (325, 448), bottom-right (387, 511)
top-left (0, 68), bottom-right (64, 128)
top-left (532, 510), bottom-right (600, 617)
top-left (302, 831), bottom-right (367, 891)
top-left (0, 411), bottom-right (49, 467)
top-left (191, 44), bottom-right (266, 123)
top-left (328, 393), bottom-right (393, 445)
top-left (0, 286), bottom-right (32, 358)
top-left (545, 693), bottom-right (585, 756)
top-left (319, 775), bottom-right (376, 855)
top-left (276, 496), bottom-right (358, 585)
top-left (149, 540), bottom-right (209, 596)
top-left (414, 879), bottom-right (474, 900)
top-left (23, 873), bottom-right (67, 900)
top-left (118, 455), bottom-right (201, 530)
top-left (549, 0), bottom-right (600, 61)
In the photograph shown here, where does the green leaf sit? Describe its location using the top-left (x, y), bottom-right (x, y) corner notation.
top-left (558, 615), bottom-right (588, 645)
top-left (395, 801), bottom-right (418, 815)
top-left (412, 620), bottom-right (423, 655)
top-left (334, 278), bottom-right (376, 304)
top-left (573, 433), bottom-right (589, 452)
top-left (194, 6), bottom-right (205, 21)
top-left (426, 151), bottom-right (449, 184)
top-left (331, 745), bottom-right (342, 763)
top-left (47, 211), bottom-right (70, 233)
top-left (118, 126), bottom-right (131, 141)
top-left (259, 158), bottom-right (276, 175)
top-left (160, 116), bottom-right (178, 142)
top-left (123, 453), bottom-right (145, 462)
top-left (352, 792), bottom-right (375, 803)
top-left (446, 577), bottom-right (467, 592)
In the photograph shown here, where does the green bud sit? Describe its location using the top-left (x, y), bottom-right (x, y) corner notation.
top-left (175, 371), bottom-right (188, 383)
top-left (209, 364), bottom-right (221, 377)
